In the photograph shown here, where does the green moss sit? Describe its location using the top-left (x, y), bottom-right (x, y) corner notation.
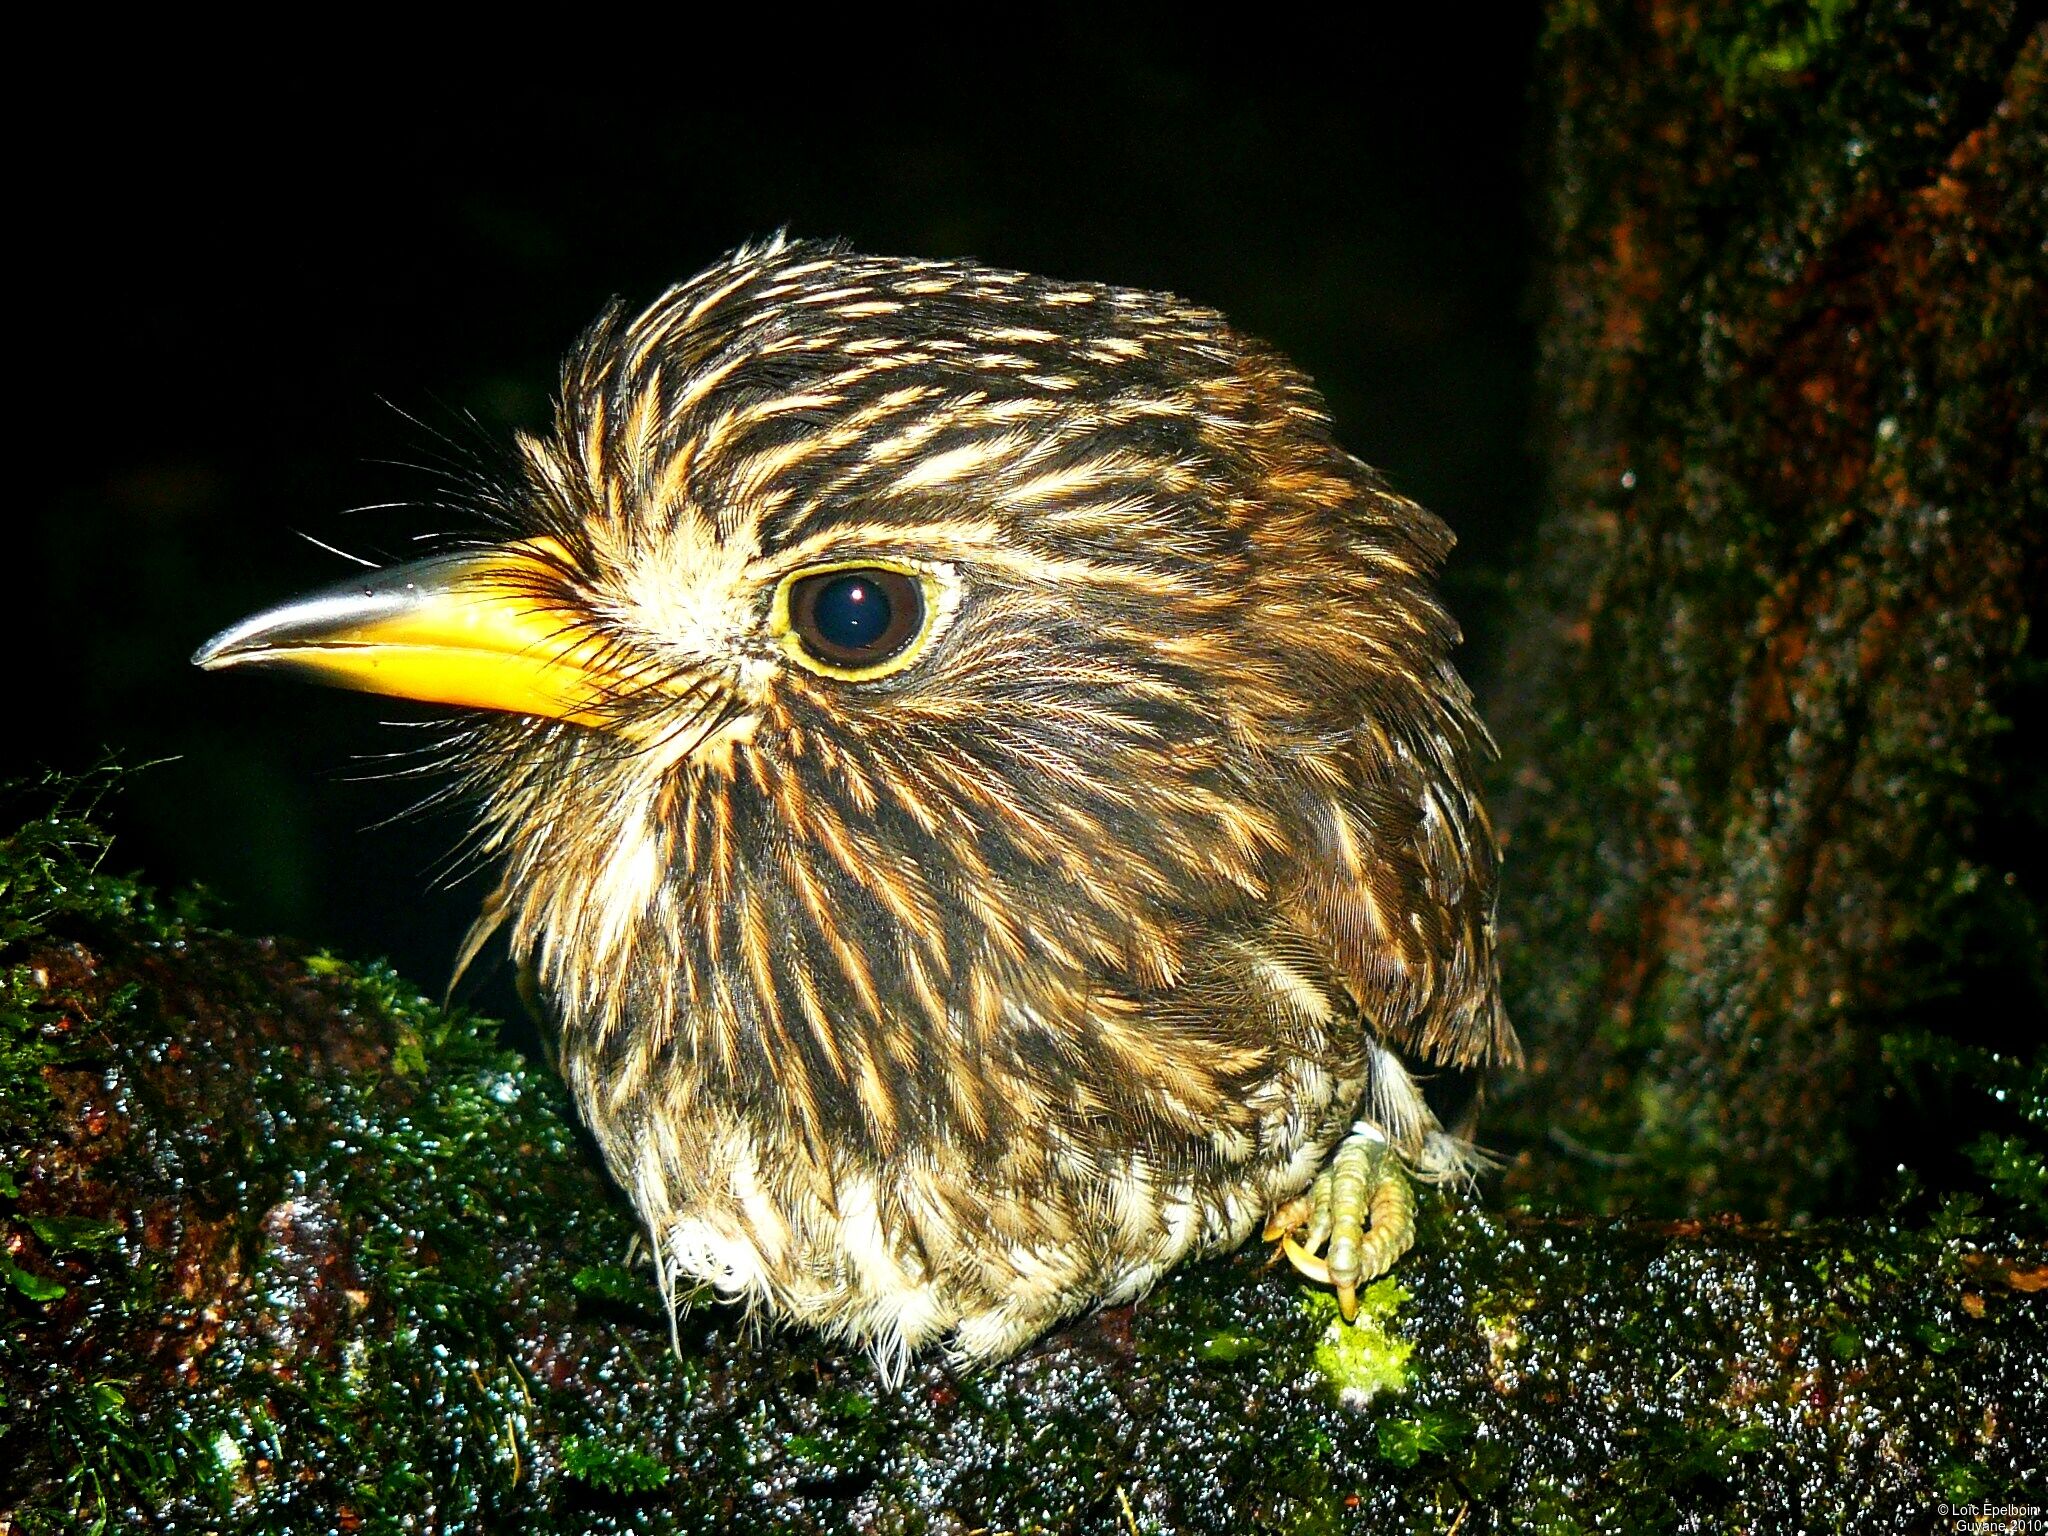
top-left (560, 1435), bottom-right (674, 1495)
top-left (1696, 0), bottom-right (1855, 89)
top-left (1308, 1280), bottom-right (1414, 1405)
top-left (1374, 1410), bottom-right (1471, 1469)
top-left (1191, 1328), bottom-right (1268, 1364)
top-left (1, 1254), bottom-right (65, 1305)
top-left (1968, 1134), bottom-right (2048, 1215)
top-left (1887, 1032), bottom-right (2048, 1223)
top-left (570, 1263), bottom-right (667, 1313)
top-left (21, 1216), bottom-right (120, 1254)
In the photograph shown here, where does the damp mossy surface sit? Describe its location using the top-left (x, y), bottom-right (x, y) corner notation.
top-left (1, 777), bottom-right (2043, 1532)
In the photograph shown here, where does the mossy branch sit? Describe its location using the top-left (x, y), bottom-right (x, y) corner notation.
top-left (0, 782), bottom-right (2041, 1533)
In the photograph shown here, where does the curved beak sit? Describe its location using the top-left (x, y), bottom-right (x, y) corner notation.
top-left (192, 540), bottom-right (629, 728)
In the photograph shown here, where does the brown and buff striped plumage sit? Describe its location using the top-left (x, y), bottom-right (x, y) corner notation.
top-left (455, 237), bottom-right (1514, 1371)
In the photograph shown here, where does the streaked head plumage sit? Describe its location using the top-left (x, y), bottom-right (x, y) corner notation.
top-left (441, 238), bottom-right (1506, 1162)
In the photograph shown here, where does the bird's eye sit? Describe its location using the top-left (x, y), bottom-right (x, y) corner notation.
top-left (776, 564), bottom-right (932, 678)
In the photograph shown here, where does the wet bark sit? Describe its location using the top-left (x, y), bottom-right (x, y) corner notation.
top-left (1491, 1), bottom-right (2048, 1219)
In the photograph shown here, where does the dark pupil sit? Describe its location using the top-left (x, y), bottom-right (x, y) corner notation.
top-left (790, 566), bottom-right (924, 671)
top-left (812, 575), bottom-right (892, 651)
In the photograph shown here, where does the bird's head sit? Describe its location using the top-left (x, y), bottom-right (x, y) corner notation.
top-left (198, 238), bottom-right (1490, 1156)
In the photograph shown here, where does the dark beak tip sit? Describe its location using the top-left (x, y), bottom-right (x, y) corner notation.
top-left (188, 551), bottom-right (485, 679)
top-left (191, 628), bottom-right (245, 670)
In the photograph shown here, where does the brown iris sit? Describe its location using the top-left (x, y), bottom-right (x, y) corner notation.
top-left (786, 567), bottom-right (927, 672)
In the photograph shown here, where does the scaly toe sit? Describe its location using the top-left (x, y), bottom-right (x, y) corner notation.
top-left (1262, 1192), bottom-right (1314, 1245)
top-left (1286, 1126), bottom-right (1418, 1318)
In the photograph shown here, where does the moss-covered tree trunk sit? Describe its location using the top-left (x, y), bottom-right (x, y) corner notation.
top-left (1495, 1), bottom-right (2047, 1218)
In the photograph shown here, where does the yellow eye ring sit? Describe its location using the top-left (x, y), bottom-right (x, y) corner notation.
top-left (769, 559), bottom-right (941, 681)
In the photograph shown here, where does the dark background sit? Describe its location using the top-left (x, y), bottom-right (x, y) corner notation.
top-left (19, 22), bottom-right (1542, 997)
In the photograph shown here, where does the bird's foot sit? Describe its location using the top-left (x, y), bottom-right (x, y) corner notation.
top-left (1262, 1124), bottom-right (1415, 1322)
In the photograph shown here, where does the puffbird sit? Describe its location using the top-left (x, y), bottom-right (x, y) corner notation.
top-left (195, 238), bottom-right (1516, 1372)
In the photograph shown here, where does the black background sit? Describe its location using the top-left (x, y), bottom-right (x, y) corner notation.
top-left (18, 22), bottom-right (1542, 997)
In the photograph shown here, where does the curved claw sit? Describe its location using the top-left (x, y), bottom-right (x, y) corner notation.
top-left (1282, 1235), bottom-right (1332, 1285)
top-left (1273, 1125), bottom-right (1419, 1318)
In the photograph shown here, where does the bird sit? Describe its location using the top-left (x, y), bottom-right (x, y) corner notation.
top-left (195, 236), bottom-right (1516, 1374)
